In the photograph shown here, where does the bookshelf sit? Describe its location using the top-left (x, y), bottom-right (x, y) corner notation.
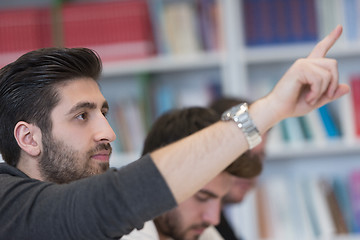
top-left (1, 0), bottom-right (360, 239)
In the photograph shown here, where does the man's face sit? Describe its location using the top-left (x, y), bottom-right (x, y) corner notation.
top-left (38, 78), bottom-right (116, 184)
top-left (154, 172), bottom-right (232, 240)
top-left (223, 134), bottom-right (267, 204)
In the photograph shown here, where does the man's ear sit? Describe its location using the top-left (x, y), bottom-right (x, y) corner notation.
top-left (14, 121), bottom-right (42, 157)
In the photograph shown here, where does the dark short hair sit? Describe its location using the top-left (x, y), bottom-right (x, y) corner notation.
top-left (0, 47), bottom-right (102, 166)
top-left (142, 106), bottom-right (260, 178)
top-left (210, 97), bottom-right (263, 178)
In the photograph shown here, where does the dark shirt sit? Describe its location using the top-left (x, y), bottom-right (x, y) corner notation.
top-left (216, 211), bottom-right (243, 240)
top-left (0, 154), bottom-right (176, 240)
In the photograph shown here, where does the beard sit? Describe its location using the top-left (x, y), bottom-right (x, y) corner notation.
top-left (38, 132), bottom-right (111, 184)
top-left (154, 210), bottom-right (210, 240)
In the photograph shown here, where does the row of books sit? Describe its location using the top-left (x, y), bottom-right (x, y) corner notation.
top-left (149, 0), bottom-right (222, 55)
top-left (226, 170), bottom-right (360, 240)
top-left (262, 73), bottom-right (360, 149)
top-left (0, 7), bottom-right (53, 66)
top-left (106, 75), bottom-right (221, 154)
top-left (268, 104), bottom-right (341, 148)
top-left (106, 70), bottom-right (360, 154)
top-left (0, 0), bottom-right (223, 67)
top-left (242, 0), bottom-right (360, 46)
top-left (316, 0), bottom-right (360, 44)
top-left (0, 0), bottom-right (154, 66)
top-left (242, 0), bottom-right (318, 46)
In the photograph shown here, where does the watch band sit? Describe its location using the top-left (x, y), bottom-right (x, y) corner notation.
top-left (221, 103), bottom-right (262, 149)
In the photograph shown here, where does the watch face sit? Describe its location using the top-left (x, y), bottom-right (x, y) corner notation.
top-left (233, 103), bottom-right (248, 118)
top-left (221, 102), bottom-right (262, 149)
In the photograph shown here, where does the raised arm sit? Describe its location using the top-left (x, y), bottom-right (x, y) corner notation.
top-left (151, 25), bottom-right (350, 204)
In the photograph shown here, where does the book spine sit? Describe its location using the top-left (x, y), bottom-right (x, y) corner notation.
top-left (350, 75), bottom-right (360, 137)
top-left (317, 104), bottom-right (341, 139)
top-left (349, 170), bottom-right (360, 233)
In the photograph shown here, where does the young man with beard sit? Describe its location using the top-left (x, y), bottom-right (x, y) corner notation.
top-left (121, 107), bottom-right (262, 240)
top-left (0, 25), bottom-right (349, 239)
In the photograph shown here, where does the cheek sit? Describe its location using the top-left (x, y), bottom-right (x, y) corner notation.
top-left (53, 126), bottom-right (89, 151)
top-left (177, 200), bottom-right (202, 223)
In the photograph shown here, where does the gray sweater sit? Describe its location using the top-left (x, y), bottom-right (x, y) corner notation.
top-left (0, 154), bottom-right (176, 240)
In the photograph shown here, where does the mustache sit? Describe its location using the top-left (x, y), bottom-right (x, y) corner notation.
top-left (89, 143), bottom-right (112, 155)
top-left (190, 222), bottom-right (210, 230)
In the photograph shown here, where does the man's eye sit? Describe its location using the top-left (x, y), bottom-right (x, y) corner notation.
top-left (195, 194), bottom-right (209, 202)
top-left (76, 112), bottom-right (88, 120)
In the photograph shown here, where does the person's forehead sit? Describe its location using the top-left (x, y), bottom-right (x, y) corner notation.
top-left (56, 78), bottom-right (105, 104)
top-left (49, 77), bottom-right (107, 121)
top-left (201, 172), bottom-right (232, 197)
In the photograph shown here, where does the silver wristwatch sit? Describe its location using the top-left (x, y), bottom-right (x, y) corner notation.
top-left (221, 103), bottom-right (262, 149)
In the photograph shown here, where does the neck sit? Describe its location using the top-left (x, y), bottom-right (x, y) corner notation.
top-left (17, 156), bottom-right (44, 181)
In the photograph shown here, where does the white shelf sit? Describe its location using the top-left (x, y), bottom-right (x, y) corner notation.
top-left (244, 43), bottom-right (316, 64)
top-left (243, 42), bottom-right (360, 65)
top-left (102, 51), bottom-right (222, 77)
top-left (266, 139), bottom-right (360, 161)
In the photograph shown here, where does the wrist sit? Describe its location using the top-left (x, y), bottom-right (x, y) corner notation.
top-left (248, 96), bottom-right (281, 135)
top-left (221, 103), bottom-right (262, 149)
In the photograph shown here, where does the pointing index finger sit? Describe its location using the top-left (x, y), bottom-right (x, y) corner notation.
top-left (308, 25), bottom-right (343, 58)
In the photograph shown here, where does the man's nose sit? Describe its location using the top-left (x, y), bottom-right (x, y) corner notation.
top-left (94, 114), bottom-right (116, 143)
top-left (202, 202), bottom-right (221, 226)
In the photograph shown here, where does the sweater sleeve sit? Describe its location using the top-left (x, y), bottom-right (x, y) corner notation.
top-left (0, 154), bottom-right (177, 240)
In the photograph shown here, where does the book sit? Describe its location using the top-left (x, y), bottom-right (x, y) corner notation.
top-left (121, 98), bottom-right (146, 153)
top-left (153, 83), bottom-right (175, 119)
top-left (315, 0), bottom-right (343, 41)
top-left (279, 117), bottom-right (306, 146)
top-left (0, 7), bottom-right (52, 67)
top-left (292, 177), bottom-right (316, 239)
top-left (243, 0), bottom-right (318, 46)
top-left (62, 0), bottom-right (155, 62)
top-left (263, 177), bottom-right (296, 239)
top-left (349, 75), bottom-right (360, 138)
top-left (322, 178), bottom-right (349, 234)
top-left (303, 109), bottom-right (328, 146)
top-left (308, 177), bottom-right (337, 238)
top-left (338, 84), bottom-right (356, 144)
top-left (147, 0), bottom-right (168, 55)
top-left (302, 177), bottom-right (334, 237)
top-left (317, 104), bottom-right (341, 139)
top-left (162, 1), bottom-right (201, 55)
top-left (196, 0), bottom-right (221, 51)
top-left (343, 0), bottom-right (359, 42)
top-left (349, 170), bottom-right (360, 233)
top-left (298, 116), bottom-right (313, 141)
top-left (255, 183), bottom-right (273, 239)
top-left (332, 175), bottom-right (357, 233)
top-left (113, 102), bottom-right (134, 153)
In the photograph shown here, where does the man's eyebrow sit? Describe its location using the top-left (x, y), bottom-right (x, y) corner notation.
top-left (67, 100), bottom-right (109, 115)
top-left (198, 189), bottom-right (218, 199)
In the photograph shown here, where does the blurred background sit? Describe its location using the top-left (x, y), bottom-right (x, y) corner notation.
top-left (0, 0), bottom-right (360, 239)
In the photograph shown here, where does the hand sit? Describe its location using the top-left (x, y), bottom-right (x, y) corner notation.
top-left (267, 25), bottom-right (350, 120)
